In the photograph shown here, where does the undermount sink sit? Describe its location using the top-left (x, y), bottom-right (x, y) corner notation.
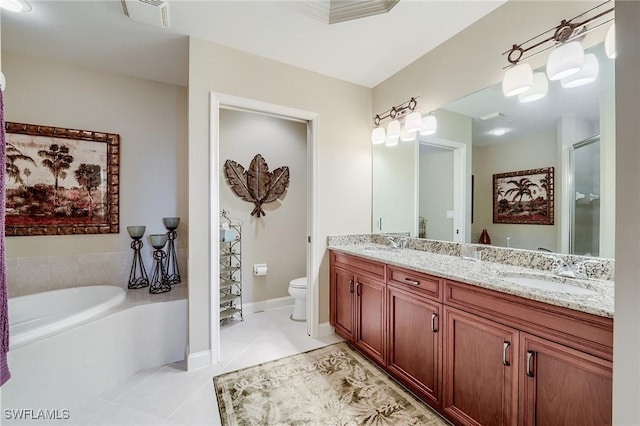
top-left (363, 246), bottom-right (395, 252)
top-left (502, 274), bottom-right (598, 295)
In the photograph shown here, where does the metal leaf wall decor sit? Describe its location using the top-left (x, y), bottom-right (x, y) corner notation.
top-left (224, 154), bottom-right (290, 217)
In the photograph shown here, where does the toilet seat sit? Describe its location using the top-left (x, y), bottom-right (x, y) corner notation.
top-left (290, 277), bottom-right (307, 289)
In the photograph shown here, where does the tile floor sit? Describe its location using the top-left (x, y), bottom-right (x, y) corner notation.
top-left (66, 306), bottom-right (342, 426)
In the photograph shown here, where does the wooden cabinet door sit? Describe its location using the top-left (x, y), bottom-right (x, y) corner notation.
top-left (331, 266), bottom-right (355, 341)
top-left (444, 306), bottom-right (519, 426)
top-left (355, 274), bottom-right (386, 365)
top-left (388, 285), bottom-right (442, 407)
top-left (519, 333), bottom-right (612, 426)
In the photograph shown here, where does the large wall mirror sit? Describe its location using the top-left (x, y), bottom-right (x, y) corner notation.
top-left (372, 42), bottom-right (615, 258)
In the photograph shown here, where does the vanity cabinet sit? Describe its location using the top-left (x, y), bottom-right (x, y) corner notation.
top-left (329, 251), bottom-right (386, 365)
top-left (444, 279), bottom-right (613, 426)
top-left (328, 250), bottom-right (613, 426)
top-left (387, 266), bottom-right (443, 407)
top-left (443, 306), bottom-right (519, 426)
top-left (519, 333), bottom-right (612, 426)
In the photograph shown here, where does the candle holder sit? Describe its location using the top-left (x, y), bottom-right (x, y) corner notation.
top-left (149, 234), bottom-right (171, 294)
top-left (163, 217), bottom-right (181, 284)
top-left (127, 226), bottom-right (149, 289)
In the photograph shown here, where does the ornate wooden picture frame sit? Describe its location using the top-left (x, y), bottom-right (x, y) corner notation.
top-left (493, 167), bottom-right (554, 225)
top-left (4, 122), bottom-right (120, 236)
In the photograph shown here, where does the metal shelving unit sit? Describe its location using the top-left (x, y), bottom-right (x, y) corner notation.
top-left (220, 210), bottom-right (243, 322)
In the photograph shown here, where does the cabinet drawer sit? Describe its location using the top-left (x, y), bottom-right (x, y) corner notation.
top-left (330, 251), bottom-right (386, 280)
top-left (389, 267), bottom-right (442, 301)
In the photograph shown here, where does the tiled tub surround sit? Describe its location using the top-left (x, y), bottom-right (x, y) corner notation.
top-left (6, 249), bottom-right (188, 297)
top-left (328, 236), bottom-right (613, 318)
top-left (2, 286), bottom-right (187, 423)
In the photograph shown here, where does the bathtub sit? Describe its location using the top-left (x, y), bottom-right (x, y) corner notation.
top-left (9, 285), bottom-right (126, 348)
top-left (3, 286), bottom-right (187, 416)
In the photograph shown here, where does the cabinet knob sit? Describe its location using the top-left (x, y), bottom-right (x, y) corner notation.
top-left (348, 280), bottom-right (354, 293)
top-left (356, 282), bottom-right (362, 296)
top-left (431, 313), bottom-right (438, 332)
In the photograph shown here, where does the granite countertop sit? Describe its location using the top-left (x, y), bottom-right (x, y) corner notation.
top-left (330, 243), bottom-right (614, 319)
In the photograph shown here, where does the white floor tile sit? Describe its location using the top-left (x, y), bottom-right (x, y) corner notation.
top-left (56, 306), bottom-right (338, 425)
top-left (167, 381), bottom-right (222, 426)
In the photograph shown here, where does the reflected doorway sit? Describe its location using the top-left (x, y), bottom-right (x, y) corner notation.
top-left (570, 136), bottom-right (600, 256)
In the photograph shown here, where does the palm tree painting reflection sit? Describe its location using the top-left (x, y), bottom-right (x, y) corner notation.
top-left (493, 167), bottom-right (554, 225)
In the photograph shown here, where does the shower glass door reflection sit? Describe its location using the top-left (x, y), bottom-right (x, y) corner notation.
top-left (570, 136), bottom-right (600, 256)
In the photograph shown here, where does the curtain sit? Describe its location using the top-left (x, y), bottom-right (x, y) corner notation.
top-left (1, 88), bottom-right (10, 386)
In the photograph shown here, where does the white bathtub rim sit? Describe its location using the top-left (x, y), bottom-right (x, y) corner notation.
top-left (9, 285), bottom-right (126, 349)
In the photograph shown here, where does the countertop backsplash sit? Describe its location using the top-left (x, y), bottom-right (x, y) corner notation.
top-left (327, 233), bottom-right (614, 281)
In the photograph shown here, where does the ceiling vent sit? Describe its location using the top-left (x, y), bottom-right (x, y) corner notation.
top-left (288, 0), bottom-right (399, 25)
top-left (121, 0), bottom-right (169, 28)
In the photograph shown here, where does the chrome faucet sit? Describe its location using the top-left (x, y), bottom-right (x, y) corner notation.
top-left (387, 236), bottom-right (409, 249)
top-left (387, 236), bottom-right (399, 249)
top-left (545, 255), bottom-right (597, 279)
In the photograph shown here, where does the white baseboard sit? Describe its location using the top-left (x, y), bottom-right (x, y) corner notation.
top-left (317, 322), bottom-right (335, 337)
top-left (245, 295), bottom-right (294, 313)
top-left (187, 350), bottom-right (211, 371)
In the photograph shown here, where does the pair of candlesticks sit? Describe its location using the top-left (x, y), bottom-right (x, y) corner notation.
top-left (127, 217), bottom-right (181, 294)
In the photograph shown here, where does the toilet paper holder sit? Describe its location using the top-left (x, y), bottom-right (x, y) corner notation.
top-left (254, 263), bottom-right (268, 276)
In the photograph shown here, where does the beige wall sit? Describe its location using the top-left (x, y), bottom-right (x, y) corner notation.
top-left (219, 109), bottom-right (307, 305)
top-left (2, 51), bottom-right (188, 293)
top-left (374, 1), bottom-right (640, 421)
top-left (188, 37), bottom-right (372, 354)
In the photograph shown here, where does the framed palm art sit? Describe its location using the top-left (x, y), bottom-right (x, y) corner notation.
top-left (493, 167), bottom-right (554, 225)
top-left (4, 122), bottom-right (120, 236)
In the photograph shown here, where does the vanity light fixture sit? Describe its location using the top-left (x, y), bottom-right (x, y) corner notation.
top-left (561, 53), bottom-right (599, 88)
top-left (604, 23), bottom-right (616, 59)
top-left (0, 0), bottom-right (31, 12)
top-left (518, 72), bottom-right (549, 103)
top-left (372, 97), bottom-right (427, 145)
top-left (419, 114), bottom-right (437, 136)
top-left (501, 0), bottom-right (613, 98)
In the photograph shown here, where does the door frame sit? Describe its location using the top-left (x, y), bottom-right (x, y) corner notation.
top-left (209, 92), bottom-right (320, 363)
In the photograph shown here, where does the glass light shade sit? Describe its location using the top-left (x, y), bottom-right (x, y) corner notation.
top-left (605, 23), bottom-right (616, 59)
top-left (403, 111), bottom-right (422, 133)
top-left (400, 125), bottom-right (417, 142)
top-left (0, 0), bottom-right (31, 12)
top-left (546, 41), bottom-right (584, 81)
top-left (561, 53), bottom-right (599, 88)
top-left (149, 234), bottom-right (168, 249)
top-left (163, 217), bottom-right (180, 230)
top-left (371, 127), bottom-right (386, 145)
top-left (419, 115), bottom-right (437, 136)
top-left (0, 72), bottom-right (5, 92)
top-left (127, 226), bottom-right (146, 239)
top-left (502, 63), bottom-right (533, 96)
top-left (518, 72), bottom-right (549, 103)
top-left (386, 119), bottom-right (401, 139)
top-left (385, 134), bottom-right (399, 147)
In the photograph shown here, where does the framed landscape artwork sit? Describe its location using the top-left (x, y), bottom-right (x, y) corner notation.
top-left (4, 122), bottom-right (120, 236)
top-left (493, 167), bottom-right (554, 225)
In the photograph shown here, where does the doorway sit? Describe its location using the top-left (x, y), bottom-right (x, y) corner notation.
top-left (209, 93), bottom-right (320, 364)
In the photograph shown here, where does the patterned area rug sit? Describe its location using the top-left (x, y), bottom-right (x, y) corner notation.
top-left (213, 342), bottom-right (448, 425)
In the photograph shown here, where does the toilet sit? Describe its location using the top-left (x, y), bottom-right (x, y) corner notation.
top-left (288, 277), bottom-right (307, 321)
